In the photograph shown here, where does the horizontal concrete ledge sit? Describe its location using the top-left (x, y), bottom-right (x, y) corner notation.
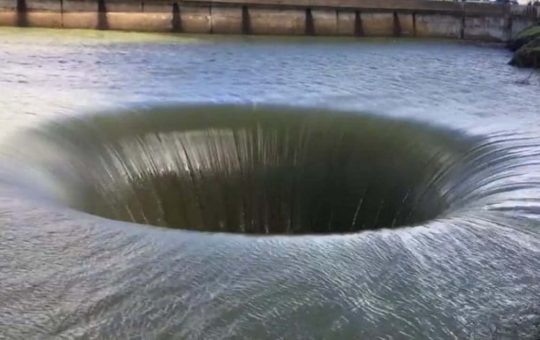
top-left (0, 0), bottom-right (537, 41)
top-left (1, 0), bottom-right (535, 17)
top-left (183, 0), bottom-right (506, 16)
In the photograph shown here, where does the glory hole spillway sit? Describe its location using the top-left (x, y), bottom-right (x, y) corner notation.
top-left (0, 9), bottom-right (540, 340)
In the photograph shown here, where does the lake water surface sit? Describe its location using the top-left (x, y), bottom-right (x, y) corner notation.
top-left (0, 27), bottom-right (539, 339)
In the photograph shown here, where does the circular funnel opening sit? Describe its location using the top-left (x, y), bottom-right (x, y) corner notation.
top-left (26, 106), bottom-right (465, 235)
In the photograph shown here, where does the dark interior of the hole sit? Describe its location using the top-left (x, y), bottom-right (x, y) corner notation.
top-left (58, 108), bottom-right (451, 234)
top-left (121, 162), bottom-right (438, 234)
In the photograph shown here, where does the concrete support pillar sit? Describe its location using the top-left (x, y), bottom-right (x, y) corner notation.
top-left (312, 9), bottom-right (337, 35)
top-left (361, 12), bottom-right (394, 37)
top-left (336, 10), bottom-right (355, 36)
top-left (248, 8), bottom-right (305, 35)
top-left (464, 16), bottom-right (506, 41)
top-left (397, 13), bottom-right (414, 37)
top-left (62, 0), bottom-right (100, 29)
top-left (210, 4), bottom-right (242, 34)
top-left (107, 12), bottom-right (172, 31)
top-left (179, 4), bottom-right (210, 33)
top-left (241, 5), bottom-right (249, 34)
top-left (415, 14), bottom-right (462, 39)
top-left (0, 0), bottom-right (17, 26)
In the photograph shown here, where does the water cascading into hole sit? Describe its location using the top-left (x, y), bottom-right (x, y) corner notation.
top-left (21, 106), bottom-right (473, 235)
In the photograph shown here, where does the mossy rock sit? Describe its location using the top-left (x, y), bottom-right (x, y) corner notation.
top-left (509, 37), bottom-right (540, 68)
top-left (508, 25), bottom-right (540, 51)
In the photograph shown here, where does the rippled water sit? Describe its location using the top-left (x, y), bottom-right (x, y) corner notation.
top-left (1, 27), bottom-right (540, 338)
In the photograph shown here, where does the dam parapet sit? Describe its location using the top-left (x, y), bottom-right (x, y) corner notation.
top-left (0, 0), bottom-right (537, 41)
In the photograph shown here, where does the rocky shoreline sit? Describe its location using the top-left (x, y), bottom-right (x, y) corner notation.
top-left (509, 24), bottom-right (540, 68)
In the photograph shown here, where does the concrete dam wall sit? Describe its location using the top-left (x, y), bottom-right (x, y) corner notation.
top-left (0, 0), bottom-right (537, 41)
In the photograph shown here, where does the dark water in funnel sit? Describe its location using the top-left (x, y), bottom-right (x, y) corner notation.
top-left (0, 28), bottom-right (540, 339)
top-left (30, 107), bottom-right (464, 234)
